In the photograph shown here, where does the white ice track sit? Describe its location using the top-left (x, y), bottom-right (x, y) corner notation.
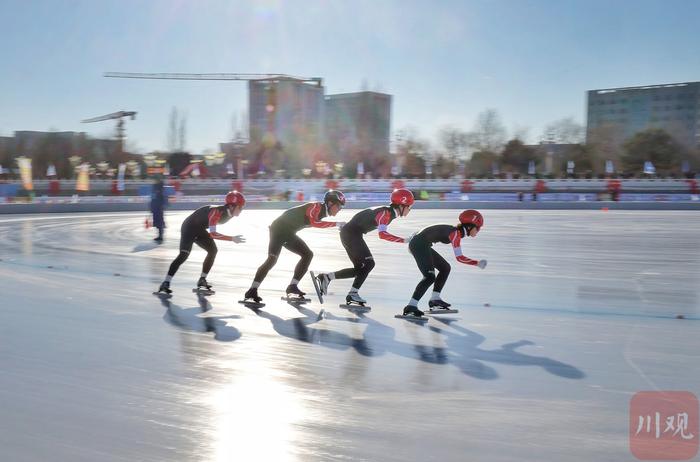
top-left (1, 210), bottom-right (699, 462)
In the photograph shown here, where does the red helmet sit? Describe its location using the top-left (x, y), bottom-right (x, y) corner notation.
top-left (225, 190), bottom-right (246, 207)
top-left (459, 209), bottom-right (484, 229)
top-left (390, 188), bottom-right (414, 206)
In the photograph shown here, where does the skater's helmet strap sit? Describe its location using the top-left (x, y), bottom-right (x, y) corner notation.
top-left (323, 189), bottom-right (346, 206)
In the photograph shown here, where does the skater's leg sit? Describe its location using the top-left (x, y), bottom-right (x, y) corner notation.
top-left (333, 267), bottom-right (356, 279)
top-left (350, 256), bottom-right (374, 291)
top-left (346, 235), bottom-right (374, 291)
top-left (332, 228), bottom-right (360, 280)
top-left (158, 230), bottom-right (194, 293)
top-left (431, 249), bottom-right (451, 293)
top-left (284, 235), bottom-right (313, 283)
top-left (251, 228), bottom-right (285, 287)
top-left (408, 240), bottom-right (435, 304)
top-left (194, 233), bottom-right (218, 275)
top-left (166, 232), bottom-right (195, 278)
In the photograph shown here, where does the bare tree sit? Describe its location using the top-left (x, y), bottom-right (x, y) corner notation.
top-left (587, 122), bottom-right (625, 167)
top-left (469, 109), bottom-right (507, 153)
top-left (240, 110), bottom-right (249, 142)
top-left (438, 126), bottom-right (469, 163)
top-left (230, 111), bottom-right (249, 142)
top-left (542, 117), bottom-right (585, 144)
top-left (395, 126), bottom-right (430, 177)
top-left (167, 107), bottom-right (178, 152)
top-left (230, 113), bottom-right (238, 142)
top-left (511, 125), bottom-right (530, 142)
top-left (178, 112), bottom-right (187, 151)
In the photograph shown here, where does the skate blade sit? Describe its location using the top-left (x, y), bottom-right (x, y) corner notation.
top-left (152, 291), bottom-right (172, 298)
top-left (238, 300), bottom-right (265, 308)
top-left (427, 308), bottom-right (459, 314)
top-left (309, 271), bottom-right (324, 304)
top-left (193, 288), bottom-right (215, 295)
top-left (394, 314), bottom-right (429, 322)
top-left (281, 296), bottom-right (311, 303)
top-left (339, 304), bottom-right (371, 312)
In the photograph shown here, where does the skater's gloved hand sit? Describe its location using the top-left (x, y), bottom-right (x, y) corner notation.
top-left (477, 259), bottom-right (487, 269)
top-left (336, 221), bottom-right (346, 229)
top-left (406, 232), bottom-right (417, 244)
top-left (231, 235), bottom-right (246, 243)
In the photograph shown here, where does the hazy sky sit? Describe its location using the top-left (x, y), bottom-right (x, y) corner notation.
top-left (1, 0), bottom-right (699, 153)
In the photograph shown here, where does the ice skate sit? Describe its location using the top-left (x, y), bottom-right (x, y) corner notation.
top-left (395, 305), bottom-right (428, 321)
top-left (309, 271), bottom-right (324, 304)
top-left (281, 284), bottom-right (311, 303)
top-left (193, 277), bottom-right (215, 295)
top-left (339, 292), bottom-right (371, 312)
top-left (239, 288), bottom-right (265, 307)
top-left (316, 273), bottom-right (331, 296)
top-left (428, 298), bottom-right (458, 314)
top-left (153, 281), bottom-right (172, 298)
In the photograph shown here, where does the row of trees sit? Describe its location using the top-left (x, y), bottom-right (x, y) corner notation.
top-left (2, 109), bottom-right (698, 179)
top-left (394, 110), bottom-right (699, 178)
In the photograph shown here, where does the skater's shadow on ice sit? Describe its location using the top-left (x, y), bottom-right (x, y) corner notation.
top-left (429, 318), bottom-right (585, 380)
top-left (354, 316), bottom-right (464, 370)
top-left (258, 307), bottom-right (440, 361)
top-left (255, 306), bottom-right (375, 356)
top-left (158, 294), bottom-right (242, 342)
top-left (251, 306), bottom-right (584, 380)
top-left (132, 242), bottom-right (160, 252)
top-left (320, 314), bottom-right (583, 381)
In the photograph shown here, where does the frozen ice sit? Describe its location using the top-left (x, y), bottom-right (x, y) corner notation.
top-left (0, 210), bottom-right (698, 461)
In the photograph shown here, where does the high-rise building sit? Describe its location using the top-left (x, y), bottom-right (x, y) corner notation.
top-left (324, 91), bottom-right (392, 165)
top-left (248, 77), bottom-right (325, 149)
top-left (586, 81), bottom-right (700, 149)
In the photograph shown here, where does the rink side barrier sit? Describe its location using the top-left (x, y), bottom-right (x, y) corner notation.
top-left (2, 197), bottom-right (700, 214)
top-left (2, 177), bottom-right (698, 195)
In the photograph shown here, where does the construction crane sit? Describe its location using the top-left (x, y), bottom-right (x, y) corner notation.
top-left (104, 73), bottom-right (325, 150)
top-left (82, 111), bottom-right (137, 162)
top-left (104, 72), bottom-right (323, 86)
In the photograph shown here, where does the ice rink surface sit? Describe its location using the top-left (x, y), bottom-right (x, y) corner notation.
top-left (1, 209), bottom-right (699, 461)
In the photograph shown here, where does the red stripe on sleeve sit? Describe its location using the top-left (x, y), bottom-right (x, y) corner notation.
top-left (449, 229), bottom-right (461, 248)
top-left (308, 203), bottom-right (335, 228)
top-left (208, 209), bottom-right (222, 227)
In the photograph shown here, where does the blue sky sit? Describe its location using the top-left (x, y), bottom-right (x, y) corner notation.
top-left (1, 0), bottom-right (699, 153)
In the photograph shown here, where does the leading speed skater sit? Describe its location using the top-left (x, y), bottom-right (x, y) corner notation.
top-left (402, 209), bottom-right (487, 318)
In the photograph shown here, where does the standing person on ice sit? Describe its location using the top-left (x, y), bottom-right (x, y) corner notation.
top-left (242, 190), bottom-right (346, 304)
top-left (155, 191), bottom-right (246, 296)
top-left (400, 209), bottom-right (487, 318)
top-left (312, 188), bottom-right (414, 308)
top-left (150, 177), bottom-right (168, 243)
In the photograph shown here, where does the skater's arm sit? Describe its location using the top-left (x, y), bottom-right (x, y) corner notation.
top-left (450, 230), bottom-right (478, 265)
top-left (375, 210), bottom-right (405, 243)
top-left (306, 203), bottom-right (337, 228)
top-left (207, 208), bottom-right (235, 241)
